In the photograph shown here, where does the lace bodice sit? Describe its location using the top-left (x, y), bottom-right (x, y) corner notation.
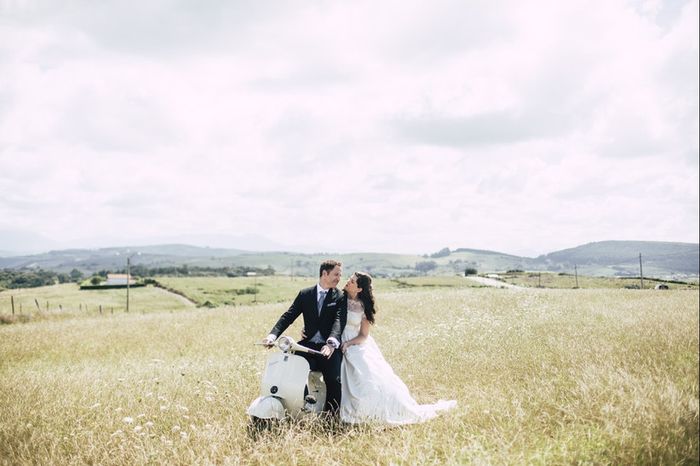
top-left (342, 298), bottom-right (364, 341)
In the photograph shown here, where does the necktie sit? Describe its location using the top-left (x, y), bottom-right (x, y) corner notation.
top-left (317, 290), bottom-right (327, 314)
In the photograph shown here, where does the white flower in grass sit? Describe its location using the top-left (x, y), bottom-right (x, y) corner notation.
top-left (122, 417), bottom-right (134, 424)
top-left (172, 425), bottom-right (181, 433)
top-left (180, 431), bottom-right (188, 440)
top-left (145, 421), bottom-right (154, 428)
top-left (134, 426), bottom-right (143, 433)
top-left (160, 405), bottom-right (169, 412)
top-left (137, 413), bottom-right (145, 419)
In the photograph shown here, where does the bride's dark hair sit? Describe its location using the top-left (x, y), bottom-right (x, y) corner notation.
top-left (354, 271), bottom-right (376, 324)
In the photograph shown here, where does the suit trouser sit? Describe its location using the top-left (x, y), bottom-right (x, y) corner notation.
top-left (298, 340), bottom-right (342, 413)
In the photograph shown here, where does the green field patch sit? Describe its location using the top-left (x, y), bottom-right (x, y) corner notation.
top-left (0, 283), bottom-right (193, 323)
top-left (497, 271), bottom-right (699, 290)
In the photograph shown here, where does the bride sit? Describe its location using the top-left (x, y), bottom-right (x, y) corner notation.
top-left (339, 272), bottom-right (456, 424)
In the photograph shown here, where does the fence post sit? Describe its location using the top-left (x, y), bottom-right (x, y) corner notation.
top-left (639, 253), bottom-right (644, 290)
top-left (11, 295), bottom-right (15, 315)
top-left (99, 305), bottom-right (103, 315)
top-left (35, 299), bottom-right (41, 312)
top-left (46, 301), bottom-right (49, 312)
top-left (574, 264), bottom-right (579, 288)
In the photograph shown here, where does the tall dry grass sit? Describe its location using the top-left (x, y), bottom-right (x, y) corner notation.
top-left (1, 288), bottom-right (697, 465)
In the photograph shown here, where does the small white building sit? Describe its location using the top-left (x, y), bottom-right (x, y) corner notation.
top-left (105, 274), bottom-right (135, 286)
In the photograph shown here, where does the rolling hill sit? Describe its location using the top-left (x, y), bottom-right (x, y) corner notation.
top-left (0, 241), bottom-right (697, 279)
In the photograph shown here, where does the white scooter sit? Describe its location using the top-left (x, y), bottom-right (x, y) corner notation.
top-left (247, 336), bottom-right (327, 429)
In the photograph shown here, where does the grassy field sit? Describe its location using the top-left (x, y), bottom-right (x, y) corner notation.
top-left (1, 285), bottom-right (697, 465)
top-left (0, 283), bottom-right (193, 323)
top-left (153, 275), bottom-right (484, 308)
top-left (491, 271), bottom-right (699, 290)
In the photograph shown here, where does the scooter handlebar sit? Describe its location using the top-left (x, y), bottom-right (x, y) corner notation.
top-left (256, 336), bottom-right (324, 355)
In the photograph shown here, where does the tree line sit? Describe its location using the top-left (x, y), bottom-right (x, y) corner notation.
top-left (1, 265), bottom-right (277, 290)
top-left (1, 268), bottom-right (84, 290)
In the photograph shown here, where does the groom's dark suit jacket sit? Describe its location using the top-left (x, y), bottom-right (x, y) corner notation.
top-left (269, 286), bottom-right (347, 343)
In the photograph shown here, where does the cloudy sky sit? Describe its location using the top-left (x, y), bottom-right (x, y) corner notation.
top-left (1, 0), bottom-right (698, 256)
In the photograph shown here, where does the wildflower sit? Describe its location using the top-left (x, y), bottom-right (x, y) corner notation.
top-left (145, 421), bottom-right (154, 428)
top-left (122, 417), bottom-right (134, 424)
top-left (134, 426), bottom-right (143, 433)
top-left (172, 425), bottom-right (181, 433)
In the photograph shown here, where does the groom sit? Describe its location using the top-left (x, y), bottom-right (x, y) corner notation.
top-left (262, 259), bottom-right (347, 413)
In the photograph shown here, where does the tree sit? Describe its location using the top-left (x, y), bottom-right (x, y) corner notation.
top-left (464, 267), bottom-right (478, 276)
top-left (415, 261), bottom-right (438, 274)
top-left (430, 247), bottom-right (451, 258)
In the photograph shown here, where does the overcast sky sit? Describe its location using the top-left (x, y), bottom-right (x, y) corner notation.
top-left (1, 0), bottom-right (698, 256)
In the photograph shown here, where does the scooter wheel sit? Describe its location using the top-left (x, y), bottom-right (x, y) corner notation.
top-left (247, 416), bottom-right (275, 439)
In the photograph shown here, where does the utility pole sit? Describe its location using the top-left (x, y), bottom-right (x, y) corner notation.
top-left (126, 256), bottom-right (131, 313)
top-left (125, 252), bottom-right (141, 313)
top-left (639, 253), bottom-right (644, 290)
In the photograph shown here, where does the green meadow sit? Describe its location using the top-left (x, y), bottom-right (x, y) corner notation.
top-left (1, 280), bottom-right (697, 465)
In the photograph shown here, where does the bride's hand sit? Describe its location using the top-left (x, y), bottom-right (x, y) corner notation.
top-left (341, 342), bottom-right (351, 353)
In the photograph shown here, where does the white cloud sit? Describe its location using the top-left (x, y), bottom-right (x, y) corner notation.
top-left (0, 0), bottom-right (697, 256)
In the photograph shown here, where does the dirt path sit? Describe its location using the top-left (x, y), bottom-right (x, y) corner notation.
top-left (152, 286), bottom-right (197, 307)
top-left (465, 276), bottom-right (523, 289)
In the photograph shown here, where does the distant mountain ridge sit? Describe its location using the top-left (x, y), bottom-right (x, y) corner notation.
top-left (0, 241), bottom-right (697, 279)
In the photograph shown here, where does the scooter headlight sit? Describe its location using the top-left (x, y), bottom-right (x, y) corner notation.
top-left (277, 336), bottom-right (293, 352)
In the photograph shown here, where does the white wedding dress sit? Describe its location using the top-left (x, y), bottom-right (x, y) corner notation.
top-left (340, 299), bottom-right (457, 424)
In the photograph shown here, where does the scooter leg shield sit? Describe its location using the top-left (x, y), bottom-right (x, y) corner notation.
top-left (246, 396), bottom-right (285, 420)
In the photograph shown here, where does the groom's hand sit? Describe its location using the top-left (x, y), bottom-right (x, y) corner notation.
top-left (320, 344), bottom-right (334, 359)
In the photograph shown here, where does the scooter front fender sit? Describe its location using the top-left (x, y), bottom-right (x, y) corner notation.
top-left (246, 396), bottom-right (285, 420)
